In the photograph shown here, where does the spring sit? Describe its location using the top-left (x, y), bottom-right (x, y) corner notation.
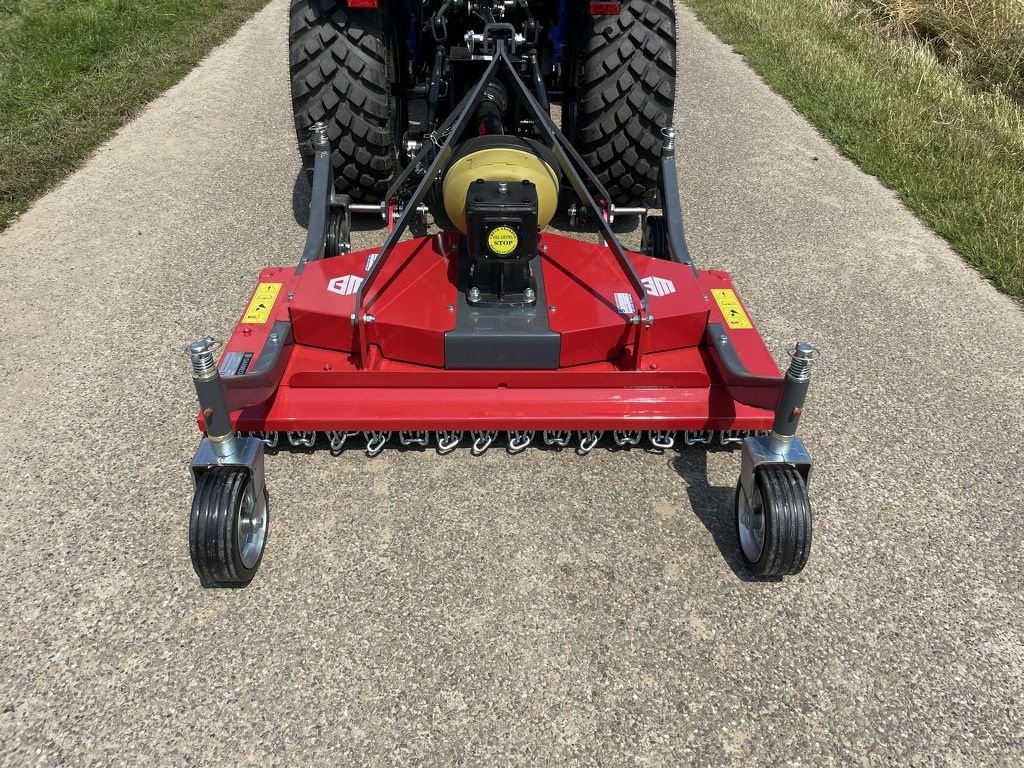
top-left (187, 337), bottom-right (219, 378)
top-left (309, 121), bottom-right (330, 147)
top-left (661, 127), bottom-right (676, 152)
top-left (786, 343), bottom-right (819, 382)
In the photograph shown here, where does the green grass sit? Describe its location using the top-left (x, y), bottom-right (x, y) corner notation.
top-left (684, 0), bottom-right (1024, 300)
top-left (0, 0), bottom-right (270, 230)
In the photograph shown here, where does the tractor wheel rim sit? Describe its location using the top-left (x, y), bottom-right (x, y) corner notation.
top-left (237, 484), bottom-right (267, 570)
top-left (737, 486), bottom-right (765, 563)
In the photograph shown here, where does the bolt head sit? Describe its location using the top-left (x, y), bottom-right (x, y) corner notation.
top-left (188, 336), bottom-right (215, 356)
top-left (794, 341), bottom-right (817, 359)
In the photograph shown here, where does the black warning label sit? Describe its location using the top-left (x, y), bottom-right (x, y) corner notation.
top-left (235, 351), bottom-right (254, 376)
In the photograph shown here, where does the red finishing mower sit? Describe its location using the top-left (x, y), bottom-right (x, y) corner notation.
top-left (185, 0), bottom-right (819, 587)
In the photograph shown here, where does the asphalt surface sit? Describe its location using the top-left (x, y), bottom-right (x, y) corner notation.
top-left (2, 1), bottom-right (1022, 764)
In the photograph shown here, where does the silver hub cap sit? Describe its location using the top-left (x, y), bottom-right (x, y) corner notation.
top-left (237, 484), bottom-right (268, 570)
top-left (737, 486), bottom-right (765, 563)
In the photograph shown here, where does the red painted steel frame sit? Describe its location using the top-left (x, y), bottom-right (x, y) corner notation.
top-left (208, 234), bottom-right (784, 434)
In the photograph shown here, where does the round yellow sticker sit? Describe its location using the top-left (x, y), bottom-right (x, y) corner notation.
top-left (487, 225), bottom-right (518, 255)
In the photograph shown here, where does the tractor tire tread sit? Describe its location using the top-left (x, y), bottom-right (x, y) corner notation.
top-left (574, 0), bottom-right (676, 206)
top-left (289, 0), bottom-right (396, 200)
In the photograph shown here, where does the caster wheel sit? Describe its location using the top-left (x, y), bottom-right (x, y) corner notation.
top-left (735, 464), bottom-right (812, 577)
top-left (189, 467), bottom-right (269, 588)
top-left (642, 215), bottom-right (669, 260)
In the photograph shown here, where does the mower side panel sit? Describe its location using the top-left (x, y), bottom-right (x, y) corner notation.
top-left (698, 270), bottom-right (785, 410)
top-left (289, 237), bottom-right (456, 366)
top-left (215, 266), bottom-right (299, 414)
top-left (541, 233), bottom-right (710, 366)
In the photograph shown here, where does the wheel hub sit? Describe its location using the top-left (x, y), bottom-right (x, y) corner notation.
top-left (737, 487), bottom-right (765, 563)
top-left (237, 485), bottom-right (268, 570)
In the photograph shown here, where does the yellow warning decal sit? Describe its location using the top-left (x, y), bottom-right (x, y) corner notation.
top-left (712, 288), bottom-right (753, 330)
top-left (487, 225), bottom-right (518, 255)
top-left (241, 282), bottom-right (282, 324)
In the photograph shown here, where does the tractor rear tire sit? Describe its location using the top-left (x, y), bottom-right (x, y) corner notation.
top-left (570, 0), bottom-right (676, 207)
top-left (288, 0), bottom-right (399, 201)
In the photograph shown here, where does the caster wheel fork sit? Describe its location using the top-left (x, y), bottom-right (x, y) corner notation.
top-left (185, 339), bottom-right (271, 589)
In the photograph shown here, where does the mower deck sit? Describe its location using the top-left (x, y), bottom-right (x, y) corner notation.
top-left (214, 233), bottom-right (781, 436)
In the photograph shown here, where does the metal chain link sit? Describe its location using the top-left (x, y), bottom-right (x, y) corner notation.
top-left (241, 430), bottom-right (768, 455)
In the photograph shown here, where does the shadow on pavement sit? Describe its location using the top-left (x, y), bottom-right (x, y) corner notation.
top-left (669, 448), bottom-right (780, 583)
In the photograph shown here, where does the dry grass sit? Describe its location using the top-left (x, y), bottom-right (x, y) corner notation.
top-left (850, 0), bottom-right (1024, 100)
top-left (685, 0), bottom-right (1024, 299)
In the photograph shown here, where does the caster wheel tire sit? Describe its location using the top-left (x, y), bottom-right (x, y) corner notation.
top-left (190, 467), bottom-right (269, 588)
top-left (642, 215), bottom-right (669, 260)
top-left (735, 464), bottom-right (812, 577)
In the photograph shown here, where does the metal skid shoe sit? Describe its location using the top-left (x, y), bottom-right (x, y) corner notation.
top-left (735, 343), bottom-right (819, 578)
top-left (186, 338), bottom-right (269, 588)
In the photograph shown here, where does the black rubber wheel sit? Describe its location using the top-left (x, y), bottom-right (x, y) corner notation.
top-left (642, 214), bottom-right (669, 259)
top-left (189, 467), bottom-right (269, 588)
top-left (289, 0), bottom-right (400, 201)
top-left (568, 0), bottom-right (676, 206)
top-left (325, 207), bottom-right (347, 257)
top-left (735, 465), bottom-right (812, 577)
